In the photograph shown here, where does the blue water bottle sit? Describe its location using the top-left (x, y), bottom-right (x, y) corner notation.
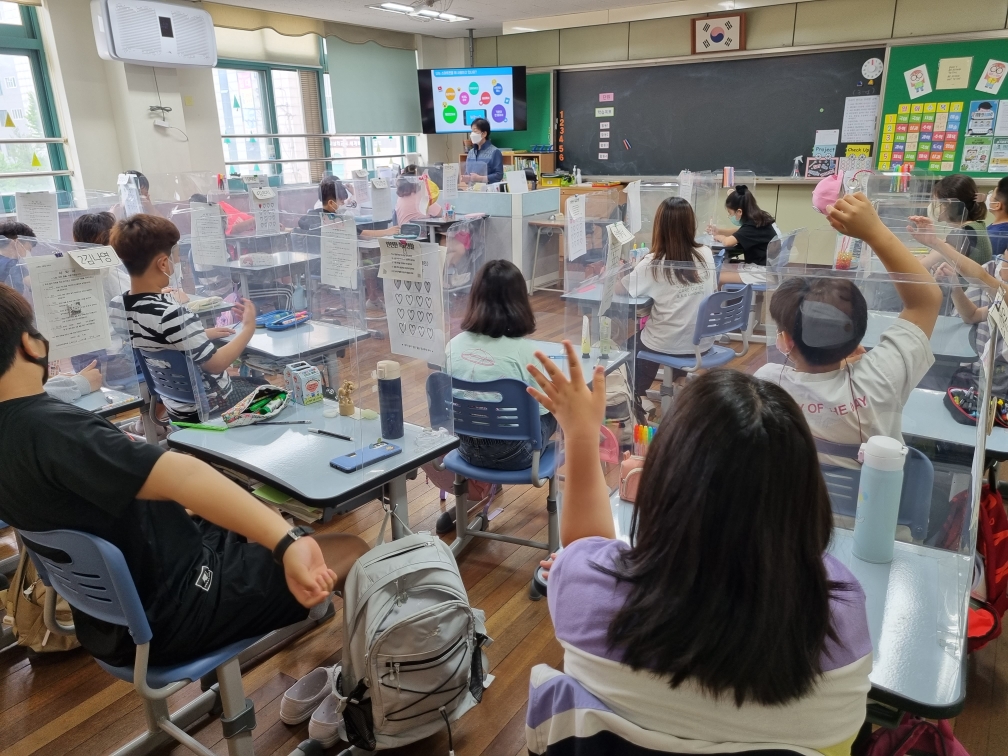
top-left (852, 436), bottom-right (908, 564)
top-left (377, 360), bottom-right (404, 439)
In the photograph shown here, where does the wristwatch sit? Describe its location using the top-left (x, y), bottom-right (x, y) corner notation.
top-left (272, 525), bottom-right (314, 566)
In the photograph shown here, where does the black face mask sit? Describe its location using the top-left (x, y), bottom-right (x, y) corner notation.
top-left (22, 330), bottom-right (50, 385)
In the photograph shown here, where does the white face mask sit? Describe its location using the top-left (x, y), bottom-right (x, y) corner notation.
top-left (470, 131), bottom-right (483, 146)
top-left (164, 248), bottom-right (182, 289)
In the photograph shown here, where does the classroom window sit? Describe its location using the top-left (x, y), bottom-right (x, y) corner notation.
top-left (270, 69), bottom-right (311, 185)
top-left (213, 67), bottom-right (274, 176)
top-left (0, 5), bottom-right (70, 198)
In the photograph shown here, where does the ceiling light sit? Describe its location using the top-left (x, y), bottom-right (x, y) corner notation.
top-left (368, 4), bottom-right (471, 22)
top-left (379, 2), bottom-right (414, 12)
top-left (439, 12), bottom-right (470, 21)
top-left (413, 8), bottom-right (440, 16)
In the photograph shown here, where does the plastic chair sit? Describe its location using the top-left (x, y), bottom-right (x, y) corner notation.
top-left (17, 528), bottom-right (263, 756)
top-left (427, 374), bottom-right (561, 571)
top-left (135, 347), bottom-right (210, 427)
top-left (637, 285), bottom-right (754, 413)
top-left (818, 445), bottom-right (934, 542)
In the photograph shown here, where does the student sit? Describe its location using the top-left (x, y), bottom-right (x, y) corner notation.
top-left (437, 259), bottom-right (556, 534)
top-left (73, 211), bottom-right (133, 298)
top-left (712, 186), bottom-right (777, 287)
top-left (464, 118), bottom-right (504, 185)
top-left (0, 221), bottom-right (34, 293)
top-left (113, 169), bottom-right (160, 218)
top-left (526, 348), bottom-right (871, 755)
top-left (299, 176), bottom-right (399, 239)
top-left (986, 177), bottom-right (1008, 260)
top-left (920, 174), bottom-right (992, 266)
top-left (394, 172), bottom-right (441, 225)
top-left (112, 214), bottom-right (258, 422)
top-left (755, 193), bottom-right (941, 458)
top-left (0, 282), bottom-right (369, 666)
top-left (620, 197), bottom-right (716, 401)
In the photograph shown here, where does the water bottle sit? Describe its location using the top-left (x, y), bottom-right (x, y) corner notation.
top-left (852, 436), bottom-right (908, 563)
top-left (376, 360), bottom-right (404, 439)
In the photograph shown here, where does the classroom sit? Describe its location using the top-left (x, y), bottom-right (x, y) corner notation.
top-left (2, 1), bottom-right (1008, 755)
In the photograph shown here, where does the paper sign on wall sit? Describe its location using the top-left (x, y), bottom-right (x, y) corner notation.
top-left (598, 153), bottom-right (609, 160)
top-left (625, 180), bottom-right (642, 235)
top-left (977, 59), bottom-right (1008, 96)
top-left (190, 201), bottom-right (228, 267)
top-left (505, 170), bottom-right (528, 194)
top-left (845, 144), bottom-right (871, 157)
top-left (599, 121), bottom-right (610, 129)
top-left (841, 96), bottom-right (879, 143)
top-left (383, 250), bottom-right (444, 363)
top-left (442, 162), bottom-right (459, 200)
top-left (378, 238), bottom-right (423, 282)
top-left (251, 187), bottom-right (280, 234)
top-left (352, 169), bottom-right (371, 207)
top-left (565, 194), bottom-right (587, 261)
top-left (596, 107), bottom-right (614, 117)
top-left (15, 191), bottom-right (59, 241)
top-left (599, 93), bottom-right (614, 102)
top-left (904, 65), bottom-right (933, 100)
top-left (370, 178), bottom-right (393, 222)
top-left (937, 57), bottom-right (973, 90)
top-left (320, 214), bottom-right (358, 290)
top-left (24, 253), bottom-right (112, 360)
top-left (989, 138), bottom-right (1008, 173)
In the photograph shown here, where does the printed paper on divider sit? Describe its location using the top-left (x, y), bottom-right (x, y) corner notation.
top-left (625, 180), bottom-right (642, 235)
top-left (599, 222), bottom-right (632, 317)
top-left (565, 194), bottom-right (587, 261)
top-left (352, 169), bottom-right (371, 207)
top-left (117, 173), bottom-right (144, 218)
top-left (190, 201), bottom-right (228, 266)
top-left (320, 213), bottom-right (357, 290)
top-left (383, 253), bottom-right (445, 362)
top-left (989, 288), bottom-right (1008, 341)
top-left (67, 245), bottom-right (120, 271)
top-left (370, 178), bottom-right (393, 222)
top-left (24, 254), bottom-right (112, 360)
top-left (379, 238), bottom-right (426, 282)
top-left (15, 191), bottom-right (59, 241)
top-left (442, 163), bottom-right (459, 200)
top-left (505, 170), bottom-right (528, 194)
top-left (251, 187), bottom-right (280, 234)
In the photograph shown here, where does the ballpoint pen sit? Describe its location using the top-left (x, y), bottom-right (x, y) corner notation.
top-left (310, 428), bottom-right (353, 441)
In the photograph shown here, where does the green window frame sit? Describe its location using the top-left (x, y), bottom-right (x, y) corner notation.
top-left (0, 4), bottom-right (71, 203)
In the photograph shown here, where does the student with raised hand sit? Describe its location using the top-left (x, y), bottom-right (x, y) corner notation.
top-left (713, 185), bottom-right (777, 287)
top-left (112, 214), bottom-right (258, 422)
top-left (525, 344), bottom-right (871, 755)
top-left (756, 193), bottom-right (941, 453)
top-left (0, 282), bottom-right (369, 666)
top-left (620, 197), bottom-right (716, 404)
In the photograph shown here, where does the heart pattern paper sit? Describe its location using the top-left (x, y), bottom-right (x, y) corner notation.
top-left (383, 253), bottom-right (445, 361)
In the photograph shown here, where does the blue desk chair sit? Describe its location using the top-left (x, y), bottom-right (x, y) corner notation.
top-left (427, 374), bottom-right (561, 568)
top-left (817, 442), bottom-right (934, 542)
top-left (637, 285), bottom-right (753, 414)
top-left (17, 528), bottom-right (263, 756)
top-left (135, 348), bottom-right (211, 428)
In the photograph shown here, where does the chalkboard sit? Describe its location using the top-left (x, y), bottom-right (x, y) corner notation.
top-left (556, 47), bottom-right (886, 176)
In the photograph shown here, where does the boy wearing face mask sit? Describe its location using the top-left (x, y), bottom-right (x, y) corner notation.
top-left (754, 195), bottom-right (941, 465)
top-left (112, 214), bottom-right (258, 422)
top-left (464, 117), bottom-right (504, 185)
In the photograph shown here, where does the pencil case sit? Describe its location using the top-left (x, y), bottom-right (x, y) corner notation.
top-left (265, 311), bottom-right (312, 331)
top-left (256, 309), bottom-right (289, 328)
top-left (223, 385), bottom-right (290, 427)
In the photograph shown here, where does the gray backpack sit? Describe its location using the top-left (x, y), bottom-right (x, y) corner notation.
top-left (333, 514), bottom-right (492, 751)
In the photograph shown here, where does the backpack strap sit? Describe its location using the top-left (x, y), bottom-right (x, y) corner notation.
top-left (376, 497), bottom-right (414, 546)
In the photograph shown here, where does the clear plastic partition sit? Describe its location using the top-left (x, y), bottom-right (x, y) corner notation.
top-left (563, 188), bottom-right (621, 292)
top-left (459, 160), bottom-right (488, 191)
top-left (392, 174), bottom-right (440, 231)
top-left (276, 184), bottom-right (326, 217)
top-left (713, 169), bottom-right (757, 232)
top-left (635, 183), bottom-right (677, 249)
top-left (444, 216), bottom-right (486, 297)
top-left (13, 239), bottom-right (143, 419)
top-left (680, 171), bottom-right (721, 236)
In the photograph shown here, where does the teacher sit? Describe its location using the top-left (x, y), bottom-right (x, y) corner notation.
top-left (464, 118), bottom-right (504, 185)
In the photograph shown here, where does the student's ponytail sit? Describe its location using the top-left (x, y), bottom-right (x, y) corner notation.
top-left (935, 174), bottom-right (987, 223)
top-left (726, 185), bottom-right (775, 228)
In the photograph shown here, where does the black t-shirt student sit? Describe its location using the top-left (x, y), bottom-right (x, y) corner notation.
top-left (729, 222), bottom-right (777, 265)
top-left (0, 394), bottom-right (306, 666)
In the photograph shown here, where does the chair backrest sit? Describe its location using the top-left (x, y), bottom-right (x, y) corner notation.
top-left (426, 373), bottom-right (543, 449)
top-left (818, 442), bottom-right (934, 541)
top-left (17, 528), bottom-right (152, 644)
top-left (691, 285), bottom-right (753, 344)
top-left (135, 348), bottom-right (204, 407)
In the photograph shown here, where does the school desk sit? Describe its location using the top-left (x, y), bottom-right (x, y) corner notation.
top-left (903, 388), bottom-right (1008, 457)
top-left (863, 312), bottom-right (975, 361)
top-left (73, 386), bottom-right (144, 418)
top-left (167, 400), bottom-right (458, 539)
top-left (527, 339), bottom-right (630, 379)
top-left (607, 489), bottom-right (970, 721)
top-left (226, 250), bottom-right (319, 300)
top-left (528, 216), bottom-right (565, 295)
top-left (559, 282), bottom-right (653, 317)
top-left (225, 321), bottom-right (369, 385)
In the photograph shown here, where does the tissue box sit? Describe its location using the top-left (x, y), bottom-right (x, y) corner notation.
top-left (285, 362), bottom-right (324, 405)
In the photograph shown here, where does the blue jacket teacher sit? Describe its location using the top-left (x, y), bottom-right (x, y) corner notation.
top-left (464, 117), bottom-right (504, 185)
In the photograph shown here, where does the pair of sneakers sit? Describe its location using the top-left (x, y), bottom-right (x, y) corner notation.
top-left (279, 664), bottom-right (345, 748)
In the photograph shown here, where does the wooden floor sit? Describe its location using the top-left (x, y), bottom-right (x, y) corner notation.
top-left (2, 289), bottom-right (1007, 756)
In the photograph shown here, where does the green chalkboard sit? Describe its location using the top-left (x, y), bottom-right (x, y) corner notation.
top-left (493, 72), bottom-right (552, 151)
top-left (878, 40), bottom-right (1008, 177)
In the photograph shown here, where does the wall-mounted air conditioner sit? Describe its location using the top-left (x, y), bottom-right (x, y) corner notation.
top-left (91, 0), bottom-right (217, 68)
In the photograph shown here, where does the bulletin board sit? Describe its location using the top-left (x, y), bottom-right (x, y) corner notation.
top-left (877, 40), bottom-right (1008, 177)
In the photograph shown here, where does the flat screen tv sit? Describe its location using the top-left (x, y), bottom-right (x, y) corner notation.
top-left (418, 66), bottom-right (527, 134)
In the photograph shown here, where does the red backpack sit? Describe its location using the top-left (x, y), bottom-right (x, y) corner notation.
top-left (853, 715), bottom-right (968, 756)
top-left (938, 480), bottom-right (1008, 651)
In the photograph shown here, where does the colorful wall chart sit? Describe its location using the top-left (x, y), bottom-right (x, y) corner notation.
top-left (877, 40), bottom-right (1008, 177)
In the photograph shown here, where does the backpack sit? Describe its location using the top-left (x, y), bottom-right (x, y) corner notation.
top-left (0, 550), bottom-right (79, 654)
top-left (853, 714), bottom-right (968, 756)
top-left (605, 365), bottom-right (634, 446)
top-left (333, 512), bottom-right (491, 751)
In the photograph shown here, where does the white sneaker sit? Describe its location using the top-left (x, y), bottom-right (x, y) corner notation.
top-left (280, 665), bottom-right (338, 726)
top-left (308, 689), bottom-right (345, 749)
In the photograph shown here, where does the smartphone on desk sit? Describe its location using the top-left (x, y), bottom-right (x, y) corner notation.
top-left (330, 441), bottom-right (402, 473)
